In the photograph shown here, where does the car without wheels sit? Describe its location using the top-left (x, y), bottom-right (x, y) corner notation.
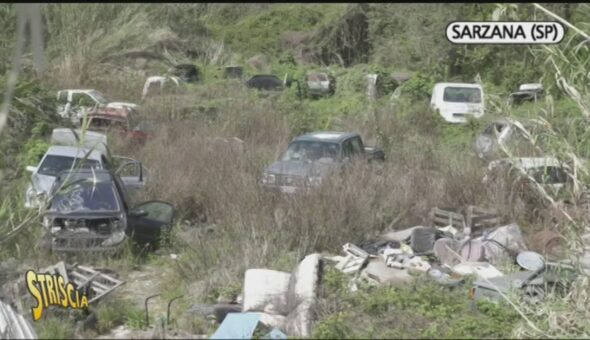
top-left (57, 89), bottom-right (138, 124)
top-left (82, 107), bottom-right (153, 145)
top-left (260, 131), bottom-right (385, 194)
top-left (42, 169), bottom-right (174, 253)
top-left (482, 157), bottom-right (589, 210)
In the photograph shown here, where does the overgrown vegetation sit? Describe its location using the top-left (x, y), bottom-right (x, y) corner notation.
top-left (1, 3), bottom-right (590, 339)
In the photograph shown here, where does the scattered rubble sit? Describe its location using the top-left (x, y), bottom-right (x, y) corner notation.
top-left (325, 204), bottom-right (585, 309)
top-left (0, 299), bottom-right (37, 339)
top-left (42, 262), bottom-right (126, 304)
top-left (210, 254), bottom-right (322, 338)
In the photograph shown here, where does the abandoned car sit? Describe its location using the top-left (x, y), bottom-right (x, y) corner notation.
top-left (509, 83), bottom-right (544, 106)
top-left (25, 145), bottom-right (147, 209)
top-left (141, 75), bottom-right (181, 100)
top-left (42, 169), bottom-right (174, 253)
top-left (431, 82), bottom-right (485, 123)
top-left (246, 74), bottom-right (284, 91)
top-left (474, 119), bottom-right (539, 161)
top-left (171, 64), bottom-right (200, 83)
top-left (260, 131), bottom-right (385, 194)
top-left (483, 157), bottom-right (576, 206)
top-left (303, 72), bottom-right (336, 98)
top-left (50, 128), bottom-right (108, 154)
top-left (82, 107), bottom-right (152, 144)
top-left (57, 89), bottom-right (138, 123)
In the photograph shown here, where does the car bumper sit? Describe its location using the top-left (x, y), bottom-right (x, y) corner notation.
top-left (260, 184), bottom-right (303, 195)
top-left (50, 230), bottom-right (127, 253)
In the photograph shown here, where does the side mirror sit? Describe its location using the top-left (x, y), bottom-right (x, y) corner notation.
top-left (26, 166), bottom-right (37, 173)
top-left (129, 209), bottom-right (148, 218)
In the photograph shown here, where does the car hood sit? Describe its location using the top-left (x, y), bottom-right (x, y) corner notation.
top-left (31, 173), bottom-right (57, 195)
top-left (265, 160), bottom-right (338, 178)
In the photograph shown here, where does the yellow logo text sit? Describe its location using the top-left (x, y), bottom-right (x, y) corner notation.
top-left (26, 270), bottom-right (89, 321)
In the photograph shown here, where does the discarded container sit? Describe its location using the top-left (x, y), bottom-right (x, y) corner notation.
top-left (433, 238), bottom-right (462, 267)
top-left (410, 227), bottom-right (439, 254)
top-left (459, 239), bottom-right (486, 262)
top-left (482, 223), bottom-right (527, 265)
top-left (516, 251), bottom-right (545, 271)
top-left (242, 269), bottom-right (290, 314)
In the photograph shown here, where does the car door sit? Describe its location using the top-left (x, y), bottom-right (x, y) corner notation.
top-left (112, 156), bottom-right (149, 194)
top-left (127, 200), bottom-right (175, 247)
top-left (350, 137), bottom-right (365, 160)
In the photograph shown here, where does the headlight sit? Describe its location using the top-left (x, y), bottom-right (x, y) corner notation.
top-left (262, 173), bottom-right (276, 185)
top-left (101, 230), bottom-right (126, 247)
top-left (43, 216), bottom-right (52, 229)
top-left (306, 176), bottom-right (322, 187)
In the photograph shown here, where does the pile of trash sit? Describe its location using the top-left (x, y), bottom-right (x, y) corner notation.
top-left (327, 206), bottom-right (583, 303)
top-left (193, 254), bottom-right (322, 339)
top-left (201, 205), bottom-right (590, 339)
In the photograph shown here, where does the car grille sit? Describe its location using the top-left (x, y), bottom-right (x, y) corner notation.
top-left (276, 174), bottom-right (304, 186)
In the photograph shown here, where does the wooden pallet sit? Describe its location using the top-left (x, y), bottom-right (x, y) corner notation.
top-left (429, 206), bottom-right (502, 236)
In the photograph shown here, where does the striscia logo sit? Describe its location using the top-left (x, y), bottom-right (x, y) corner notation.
top-left (446, 21), bottom-right (565, 44)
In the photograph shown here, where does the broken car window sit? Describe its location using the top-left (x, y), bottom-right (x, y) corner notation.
top-left (50, 180), bottom-right (120, 213)
top-left (132, 201), bottom-right (174, 224)
top-left (38, 155), bottom-right (101, 176)
top-left (88, 90), bottom-right (109, 105)
top-left (443, 87), bottom-right (482, 103)
top-left (281, 141), bottom-right (340, 163)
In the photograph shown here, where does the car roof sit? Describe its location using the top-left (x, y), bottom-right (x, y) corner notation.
top-left (292, 131), bottom-right (360, 144)
top-left (45, 145), bottom-right (104, 160)
top-left (55, 169), bottom-right (114, 183)
top-left (249, 74), bottom-right (280, 79)
top-left (434, 82), bottom-right (482, 88)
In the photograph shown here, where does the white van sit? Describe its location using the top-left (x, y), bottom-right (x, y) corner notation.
top-left (431, 82), bottom-right (484, 123)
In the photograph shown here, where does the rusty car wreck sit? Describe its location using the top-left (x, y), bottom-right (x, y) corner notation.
top-left (42, 169), bottom-right (175, 253)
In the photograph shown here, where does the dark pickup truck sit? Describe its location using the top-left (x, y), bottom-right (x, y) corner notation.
top-left (260, 131), bottom-right (385, 194)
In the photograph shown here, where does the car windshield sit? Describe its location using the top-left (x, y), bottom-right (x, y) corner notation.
top-left (49, 180), bottom-right (120, 213)
top-left (281, 141), bottom-right (340, 163)
top-left (443, 87), bottom-right (482, 103)
top-left (134, 120), bottom-right (156, 132)
top-left (38, 155), bottom-right (101, 177)
top-left (89, 90), bottom-right (109, 105)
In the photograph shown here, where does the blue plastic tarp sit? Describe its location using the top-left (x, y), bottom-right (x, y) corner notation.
top-left (210, 312), bottom-right (262, 339)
